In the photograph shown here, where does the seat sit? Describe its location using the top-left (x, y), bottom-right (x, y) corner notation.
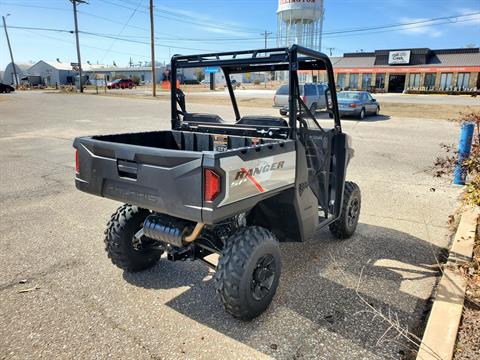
top-left (236, 116), bottom-right (288, 127)
top-left (183, 113), bottom-right (224, 124)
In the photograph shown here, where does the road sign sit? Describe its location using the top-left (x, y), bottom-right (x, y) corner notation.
top-left (204, 67), bottom-right (220, 74)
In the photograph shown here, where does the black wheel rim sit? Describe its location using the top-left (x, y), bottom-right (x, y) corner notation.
top-left (347, 198), bottom-right (360, 228)
top-left (251, 254), bottom-right (276, 301)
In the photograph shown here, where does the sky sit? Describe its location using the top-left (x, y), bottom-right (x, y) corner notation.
top-left (0, 0), bottom-right (479, 69)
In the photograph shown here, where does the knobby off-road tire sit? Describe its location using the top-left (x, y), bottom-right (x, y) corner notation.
top-left (329, 181), bottom-right (361, 239)
top-left (214, 226), bottom-right (281, 320)
top-left (104, 204), bottom-right (162, 272)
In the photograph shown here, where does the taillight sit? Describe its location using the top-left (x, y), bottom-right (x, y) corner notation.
top-left (302, 96), bottom-right (307, 103)
top-left (204, 169), bottom-right (220, 202)
top-left (75, 149), bottom-right (80, 174)
top-left (349, 103), bottom-right (357, 108)
top-left (273, 95), bottom-right (276, 103)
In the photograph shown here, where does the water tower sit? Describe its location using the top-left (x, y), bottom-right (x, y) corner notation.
top-left (276, 0), bottom-right (324, 51)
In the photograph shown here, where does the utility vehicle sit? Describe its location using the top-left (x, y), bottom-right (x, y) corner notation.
top-left (73, 45), bottom-right (361, 320)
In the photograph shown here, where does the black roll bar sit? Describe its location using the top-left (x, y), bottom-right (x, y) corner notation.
top-left (170, 45), bottom-right (342, 136)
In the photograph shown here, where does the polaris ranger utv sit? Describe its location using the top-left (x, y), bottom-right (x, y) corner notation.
top-left (73, 45), bottom-right (361, 320)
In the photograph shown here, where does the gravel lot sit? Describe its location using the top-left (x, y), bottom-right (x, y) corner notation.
top-left (0, 91), bottom-right (461, 359)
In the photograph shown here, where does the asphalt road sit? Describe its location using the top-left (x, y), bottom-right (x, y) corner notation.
top-left (102, 87), bottom-right (480, 106)
top-left (0, 92), bottom-right (460, 359)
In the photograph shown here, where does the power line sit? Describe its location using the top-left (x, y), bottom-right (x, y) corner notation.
top-left (1, 25), bottom-right (214, 52)
top-left (100, 0), bottom-right (143, 62)
top-left (99, 0), bottom-right (265, 34)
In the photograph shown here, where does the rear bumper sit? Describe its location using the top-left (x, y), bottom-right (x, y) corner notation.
top-left (339, 108), bottom-right (361, 116)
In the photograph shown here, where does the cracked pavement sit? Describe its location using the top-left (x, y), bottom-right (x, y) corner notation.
top-left (0, 92), bottom-right (460, 359)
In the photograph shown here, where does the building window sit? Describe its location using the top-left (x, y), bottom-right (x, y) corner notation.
top-left (141, 74), bottom-right (145, 82)
top-left (375, 73), bottom-right (385, 89)
top-left (349, 73), bottom-right (358, 90)
top-left (361, 73), bottom-right (372, 90)
top-left (409, 73), bottom-right (421, 88)
top-left (456, 73), bottom-right (470, 90)
top-left (440, 73), bottom-right (453, 90)
top-left (337, 73), bottom-right (346, 89)
top-left (424, 73), bottom-right (436, 89)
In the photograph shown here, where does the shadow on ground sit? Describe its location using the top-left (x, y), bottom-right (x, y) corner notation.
top-left (123, 223), bottom-right (447, 358)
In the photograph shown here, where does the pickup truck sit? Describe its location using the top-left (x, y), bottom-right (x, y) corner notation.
top-left (74, 45), bottom-right (361, 320)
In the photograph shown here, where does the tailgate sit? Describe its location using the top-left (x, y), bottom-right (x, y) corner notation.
top-left (74, 136), bottom-right (203, 222)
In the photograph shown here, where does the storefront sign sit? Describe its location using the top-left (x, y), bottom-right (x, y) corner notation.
top-left (388, 51), bottom-right (411, 65)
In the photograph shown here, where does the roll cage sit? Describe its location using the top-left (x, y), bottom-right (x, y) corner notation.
top-left (170, 45), bottom-right (342, 139)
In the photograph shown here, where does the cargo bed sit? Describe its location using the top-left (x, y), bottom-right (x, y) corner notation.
top-left (74, 130), bottom-right (296, 224)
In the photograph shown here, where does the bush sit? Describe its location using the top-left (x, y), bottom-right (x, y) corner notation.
top-left (131, 75), bottom-right (140, 86)
top-left (183, 79), bottom-right (200, 85)
top-left (253, 79), bottom-right (261, 85)
top-left (434, 111), bottom-right (480, 206)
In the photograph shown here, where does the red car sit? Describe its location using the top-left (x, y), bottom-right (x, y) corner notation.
top-left (107, 79), bottom-right (134, 89)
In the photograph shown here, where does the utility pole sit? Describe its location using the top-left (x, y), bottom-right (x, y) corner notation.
top-left (70, 0), bottom-right (86, 93)
top-left (149, 0), bottom-right (156, 97)
top-left (261, 30), bottom-right (272, 50)
top-left (326, 47), bottom-right (336, 56)
top-left (260, 30), bottom-right (272, 88)
top-left (2, 14), bottom-right (18, 88)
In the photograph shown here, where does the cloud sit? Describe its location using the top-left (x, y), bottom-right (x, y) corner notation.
top-left (455, 8), bottom-right (480, 27)
top-left (399, 17), bottom-right (443, 38)
top-left (154, 4), bottom-right (255, 37)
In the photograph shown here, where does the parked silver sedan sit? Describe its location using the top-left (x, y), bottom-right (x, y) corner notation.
top-left (337, 91), bottom-right (380, 120)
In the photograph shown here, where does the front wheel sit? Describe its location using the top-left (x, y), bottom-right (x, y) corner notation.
top-left (104, 204), bottom-right (162, 272)
top-left (215, 226), bottom-right (281, 320)
top-left (329, 182), bottom-right (361, 239)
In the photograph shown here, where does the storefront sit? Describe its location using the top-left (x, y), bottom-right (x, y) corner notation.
top-left (330, 48), bottom-right (480, 93)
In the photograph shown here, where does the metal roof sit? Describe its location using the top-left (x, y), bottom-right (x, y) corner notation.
top-left (332, 47), bottom-right (480, 69)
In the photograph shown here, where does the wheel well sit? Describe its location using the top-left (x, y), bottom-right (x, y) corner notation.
top-left (246, 189), bottom-right (302, 242)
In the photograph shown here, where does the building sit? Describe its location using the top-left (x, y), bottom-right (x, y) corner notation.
top-left (3, 62), bottom-right (31, 86)
top-left (83, 66), bottom-right (166, 85)
top-left (329, 47), bottom-right (480, 93)
top-left (27, 60), bottom-right (76, 86)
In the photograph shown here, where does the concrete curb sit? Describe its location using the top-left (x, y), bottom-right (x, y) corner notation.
top-left (416, 207), bottom-right (479, 360)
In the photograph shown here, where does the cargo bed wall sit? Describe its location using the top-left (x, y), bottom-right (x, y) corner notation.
top-left (92, 130), bottom-right (279, 152)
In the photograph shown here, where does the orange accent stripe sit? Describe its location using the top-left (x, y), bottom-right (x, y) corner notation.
top-left (240, 167), bottom-right (265, 193)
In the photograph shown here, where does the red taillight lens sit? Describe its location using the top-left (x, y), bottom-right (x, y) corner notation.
top-left (302, 96), bottom-right (307, 103)
top-left (75, 149), bottom-right (80, 174)
top-left (204, 169), bottom-right (220, 202)
top-left (349, 103), bottom-right (357, 108)
top-left (273, 95), bottom-right (276, 103)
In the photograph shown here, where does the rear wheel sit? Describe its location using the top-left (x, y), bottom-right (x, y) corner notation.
top-left (329, 182), bottom-right (361, 239)
top-left (358, 108), bottom-right (365, 120)
top-left (104, 204), bottom-right (162, 272)
top-left (215, 226), bottom-right (281, 320)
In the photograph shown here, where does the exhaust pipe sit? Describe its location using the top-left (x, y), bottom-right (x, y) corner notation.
top-left (142, 214), bottom-right (204, 248)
